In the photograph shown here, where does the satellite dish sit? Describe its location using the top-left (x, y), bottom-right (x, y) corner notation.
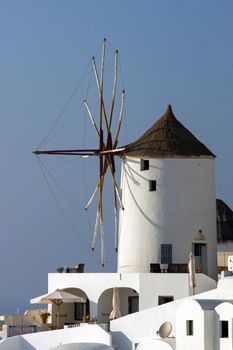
top-left (158, 321), bottom-right (172, 338)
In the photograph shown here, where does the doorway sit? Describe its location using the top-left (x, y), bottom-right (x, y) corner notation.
top-left (193, 243), bottom-right (207, 274)
top-left (128, 296), bottom-right (139, 314)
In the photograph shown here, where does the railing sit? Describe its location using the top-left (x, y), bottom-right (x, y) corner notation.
top-left (4, 321), bottom-right (109, 338)
top-left (150, 263), bottom-right (203, 273)
top-left (64, 322), bottom-right (109, 332)
top-left (8, 322), bottom-right (37, 337)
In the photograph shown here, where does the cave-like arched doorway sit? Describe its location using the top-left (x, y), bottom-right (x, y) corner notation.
top-left (51, 287), bottom-right (89, 327)
top-left (97, 287), bottom-right (139, 323)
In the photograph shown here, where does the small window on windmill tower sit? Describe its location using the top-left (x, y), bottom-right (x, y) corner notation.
top-left (149, 180), bottom-right (156, 191)
top-left (140, 159), bottom-right (149, 171)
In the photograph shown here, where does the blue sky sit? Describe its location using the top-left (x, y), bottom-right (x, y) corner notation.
top-left (0, 0), bottom-right (232, 314)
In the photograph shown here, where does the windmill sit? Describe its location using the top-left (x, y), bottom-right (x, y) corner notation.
top-left (33, 39), bottom-right (125, 266)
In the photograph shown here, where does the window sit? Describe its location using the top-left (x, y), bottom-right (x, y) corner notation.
top-left (158, 296), bottom-right (174, 305)
top-left (220, 320), bottom-right (229, 338)
top-left (186, 320), bottom-right (194, 336)
top-left (128, 296), bottom-right (139, 314)
top-left (74, 301), bottom-right (89, 321)
top-left (149, 180), bottom-right (156, 191)
top-left (140, 159), bottom-right (149, 171)
top-left (74, 302), bottom-right (84, 320)
top-left (161, 244), bottom-right (172, 264)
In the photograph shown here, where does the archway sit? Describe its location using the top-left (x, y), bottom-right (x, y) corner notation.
top-left (50, 287), bottom-right (89, 327)
top-left (97, 287), bottom-right (139, 323)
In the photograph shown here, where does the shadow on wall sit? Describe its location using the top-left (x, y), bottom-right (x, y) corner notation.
top-left (124, 165), bottom-right (162, 229)
top-left (111, 331), bottom-right (132, 350)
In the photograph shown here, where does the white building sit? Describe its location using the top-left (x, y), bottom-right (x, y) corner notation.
top-left (175, 298), bottom-right (233, 350)
top-left (175, 275), bottom-right (233, 350)
top-left (46, 271), bottom-right (215, 326)
top-left (111, 274), bottom-right (233, 350)
top-left (0, 106), bottom-right (220, 349)
top-left (44, 106), bottom-right (217, 328)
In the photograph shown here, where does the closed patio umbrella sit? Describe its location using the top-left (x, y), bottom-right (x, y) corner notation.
top-left (30, 289), bottom-right (86, 327)
top-left (109, 287), bottom-right (121, 320)
top-left (188, 252), bottom-right (196, 295)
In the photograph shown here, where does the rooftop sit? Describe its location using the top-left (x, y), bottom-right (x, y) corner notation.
top-left (124, 105), bottom-right (215, 158)
top-left (217, 199), bottom-right (233, 242)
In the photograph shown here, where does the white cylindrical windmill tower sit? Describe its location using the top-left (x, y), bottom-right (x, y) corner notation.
top-left (117, 105), bottom-right (217, 280)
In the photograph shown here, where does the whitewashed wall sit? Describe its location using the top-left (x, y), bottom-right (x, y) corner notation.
top-left (111, 301), bottom-right (178, 349)
top-left (48, 273), bottom-right (139, 324)
top-left (138, 272), bottom-right (215, 310)
top-left (48, 272), bottom-right (216, 324)
top-left (110, 276), bottom-right (216, 350)
top-left (218, 276), bottom-right (233, 298)
top-left (175, 299), bottom-right (233, 350)
top-left (214, 302), bottom-right (233, 350)
top-left (118, 157), bottom-right (217, 279)
top-left (204, 311), bottom-right (215, 349)
top-left (176, 299), bottom-right (206, 350)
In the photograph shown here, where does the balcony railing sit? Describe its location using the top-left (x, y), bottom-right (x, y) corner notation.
top-left (150, 263), bottom-right (203, 273)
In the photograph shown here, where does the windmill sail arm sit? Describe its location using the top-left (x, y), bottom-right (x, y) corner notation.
top-left (100, 39), bottom-right (106, 92)
top-left (100, 147), bottom-right (125, 155)
top-left (99, 175), bottom-right (105, 267)
top-left (33, 149), bottom-right (102, 156)
top-left (113, 89), bottom-right (125, 148)
top-left (92, 56), bottom-right (109, 131)
top-left (92, 209), bottom-right (100, 250)
top-left (109, 49), bottom-right (118, 131)
top-left (83, 100), bottom-right (100, 137)
top-left (85, 182), bottom-right (99, 210)
top-left (33, 41), bottom-right (126, 267)
top-left (33, 148), bottom-right (125, 156)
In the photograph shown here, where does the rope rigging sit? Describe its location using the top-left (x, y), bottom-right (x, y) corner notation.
top-left (37, 156), bottom-right (115, 266)
top-left (34, 39), bottom-right (126, 267)
top-left (37, 41), bottom-right (103, 150)
top-left (37, 157), bottom-right (100, 265)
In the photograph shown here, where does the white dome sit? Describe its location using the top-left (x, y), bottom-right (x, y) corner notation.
top-left (136, 339), bottom-right (174, 350)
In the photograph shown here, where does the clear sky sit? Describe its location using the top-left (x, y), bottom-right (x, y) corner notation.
top-left (0, 0), bottom-right (232, 314)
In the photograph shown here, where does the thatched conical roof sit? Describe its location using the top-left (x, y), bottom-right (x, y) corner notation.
top-left (124, 105), bottom-right (215, 158)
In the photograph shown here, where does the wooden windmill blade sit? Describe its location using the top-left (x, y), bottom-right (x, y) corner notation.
top-left (33, 39), bottom-right (125, 267)
top-left (92, 40), bottom-right (109, 133)
top-left (109, 49), bottom-right (118, 132)
top-left (113, 89), bottom-right (125, 148)
top-left (33, 147), bottom-right (125, 157)
top-left (83, 100), bottom-right (100, 138)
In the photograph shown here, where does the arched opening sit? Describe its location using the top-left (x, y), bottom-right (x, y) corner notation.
top-left (97, 287), bottom-right (139, 323)
top-left (51, 287), bottom-right (89, 327)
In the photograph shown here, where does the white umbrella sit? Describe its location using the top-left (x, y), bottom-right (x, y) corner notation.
top-left (109, 287), bottom-right (121, 320)
top-left (188, 252), bottom-right (196, 295)
top-left (30, 289), bottom-right (86, 327)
